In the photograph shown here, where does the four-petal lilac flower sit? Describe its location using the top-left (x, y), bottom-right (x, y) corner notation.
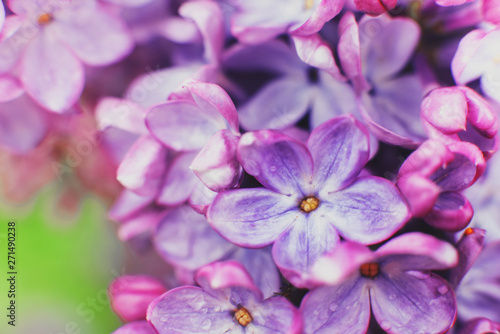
top-left (209, 115), bottom-right (409, 287)
top-left (147, 261), bottom-right (303, 333)
top-left (303, 232), bottom-right (458, 334)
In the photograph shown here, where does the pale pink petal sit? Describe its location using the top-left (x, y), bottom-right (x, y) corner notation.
top-left (292, 34), bottom-right (345, 81)
top-left (53, 5), bottom-right (134, 66)
top-left (291, 0), bottom-right (344, 36)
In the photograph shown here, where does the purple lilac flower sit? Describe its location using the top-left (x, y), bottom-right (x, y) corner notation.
top-left (337, 12), bottom-right (427, 147)
top-left (147, 261), bottom-right (303, 333)
top-left (109, 275), bottom-right (167, 322)
top-left (0, 0), bottom-right (134, 112)
top-left (483, 0), bottom-right (500, 24)
top-left (153, 205), bottom-right (280, 297)
top-left (225, 39), bottom-right (358, 131)
top-left (209, 115), bottom-right (409, 287)
top-left (421, 86), bottom-right (498, 158)
top-left (227, 0), bottom-right (344, 44)
top-left (302, 232), bottom-right (458, 334)
top-left (397, 139), bottom-right (485, 231)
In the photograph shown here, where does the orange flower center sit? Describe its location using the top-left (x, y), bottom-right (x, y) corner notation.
top-left (360, 262), bottom-right (379, 278)
top-left (234, 306), bottom-right (253, 327)
top-left (299, 196), bottom-right (320, 213)
top-left (37, 13), bottom-right (53, 25)
top-left (464, 227), bottom-right (474, 236)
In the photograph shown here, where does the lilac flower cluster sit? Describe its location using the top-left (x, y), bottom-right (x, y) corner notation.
top-left (2, 0), bottom-right (500, 333)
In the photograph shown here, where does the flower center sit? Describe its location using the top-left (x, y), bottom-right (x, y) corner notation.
top-left (464, 227), bottom-right (474, 236)
top-left (305, 0), bottom-right (314, 10)
top-left (299, 196), bottom-right (319, 213)
top-left (37, 13), bottom-right (53, 25)
top-left (360, 262), bottom-right (379, 278)
top-left (234, 306), bottom-right (253, 327)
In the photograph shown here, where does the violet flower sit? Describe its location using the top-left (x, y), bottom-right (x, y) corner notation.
top-left (0, 0), bottom-right (134, 112)
top-left (337, 12), bottom-right (427, 147)
top-left (227, 0), bottom-right (344, 44)
top-left (147, 261), bottom-right (303, 333)
top-left (421, 86), bottom-right (498, 158)
top-left (209, 115), bottom-right (409, 287)
top-left (225, 39), bottom-right (358, 131)
top-left (397, 139), bottom-right (485, 231)
top-left (302, 232), bottom-right (458, 334)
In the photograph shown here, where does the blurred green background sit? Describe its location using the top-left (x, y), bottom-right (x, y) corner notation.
top-left (0, 184), bottom-right (125, 334)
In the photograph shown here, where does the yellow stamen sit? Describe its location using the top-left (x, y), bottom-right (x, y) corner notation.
top-left (305, 0), bottom-right (314, 10)
top-left (234, 306), bottom-right (253, 327)
top-left (299, 196), bottom-right (319, 213)
top-left (464, 227), bottom-right (474, 236)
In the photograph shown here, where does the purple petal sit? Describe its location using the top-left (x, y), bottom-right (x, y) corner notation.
top-left (191, 129), bottom-right (241, 192)
top-left (147, 286), bottom-right (236, 333)
top-left (109, 189), bottom-right (155, 222)
top-left (112, 321), bottom-right (157, 334)
top-left (450, 228), bottom-right (486, 288)
top-left (208, 188), bottom-right (300, 247)
top-left (424, 191), bottom-right (474, 232)
top-left (272, 212), bottom-right (341, 288)
top-left (0, 3), bottom-right (4, 30)
top-left (361, 16), bottom-right (420, 82)
top-left (117, 207), bottom-right (164, 244)
top-left (300, 279), bottom-right (370, 334)
top-left (451, 29), bottom-right (489, 85)
top-left (0, 16), bottom-right (26, 74)
top-left (179, 0), bottom-right (223, 65)
top-left (109, 275), bottom-right (166, 322)
top-left (421, 87), bottom-right (468, 135)
top-left (375, 232), bottom-right (459, 272)
top-left (396, 174), bottom-right (440, 218)
top-left (189, 178), bottom-right (218, 214)
top-left (183, 80), bottom-right (239, 132)
top-left (238, 78), bottom-right (311, 131)
top-left (370, 272), bottom-right (456, 334)
top-left (320, 176), bottom-right (409, 244)
top-left (0, 75), bottom-right (23, 102)
top-left (308, 115), bottom-right (369, 195)
top-left (359, 75), bottom-right (426, 146)
top-left (250, 296), bottom-right (303, 334)
top-left (337, 12), bottom-right (370, 93)
top-left (117, 136), bottom-right (167, 197)
top-left (309, 72), bottom-right (358, 128)
top-left (230, 247), bottom-right (281, 299)
top-left (21, 31), bottom-right (84, 112)
top-left (95, 97), bottom-right (147, 135)
top-left (195, 261), bottom-right (263, 303)
top-left (154, 205), bottom-right (234, 271)
top-left (0, 93), bottom-right (48, 153)
top-left (146, 100), bottom-right (225, 151)
top-left (459, 86), bottom-right (498, 139)
top-left (53, 5), bottom-right (133, 66)
top-left (125, 65), bottom-right (201, 109)
top-left (238, 130), bottom-right (314, 195)
top-left (156, 152), bottom-right (199, 206)
top-left (292, 34), bottom-right (344, 81)
top-left (311, 242), bottom-right (374, 286)
top-left (291, 0), bottom-right (344, 36)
